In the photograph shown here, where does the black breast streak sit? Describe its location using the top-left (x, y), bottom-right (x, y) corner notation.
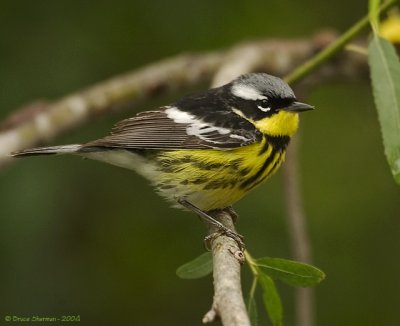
top-left (239, 147), bottom-right (278, 189)
top-left (201, 158), bottom-right (243, 190)
top-left (258, 139), bottom-right (269, 156)
top-left (239, 133), bottom-right (291, 191)
top-left (243, 135), bottom-right (289, 188)
top-left (258, 135), bottom-right (289, 156)
top-left (247, 151), bottom-right (284, 190)
top-left (265, 135), bottom-right (290, 151)
top-left (157, 152), bottom-right (243, 188)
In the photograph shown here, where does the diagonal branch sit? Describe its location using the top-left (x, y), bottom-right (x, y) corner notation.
top-left (1, 32), bottom-right (351, 169)
top-left (0, 52), bottom-right (223, 168)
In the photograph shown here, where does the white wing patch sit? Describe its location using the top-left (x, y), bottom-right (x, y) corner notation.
top-left (164, 106), bottom-right (194, 123)
top-left (231, 84), bottom-right (268, 101)
top-left (187, 124), bottom-right (230, 137)
top-left (165, 107), bottom-right (230, 142)
top-left (165, 106), bottom-right (234, 143)
top-left (229, 134), bottom-right (250, 141)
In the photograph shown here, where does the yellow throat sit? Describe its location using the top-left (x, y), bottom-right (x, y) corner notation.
top-left (254, 111), bottom-right (299, 137)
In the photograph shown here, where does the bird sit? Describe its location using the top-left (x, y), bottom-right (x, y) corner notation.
top-left (12, 73), bottom-right (314, 246)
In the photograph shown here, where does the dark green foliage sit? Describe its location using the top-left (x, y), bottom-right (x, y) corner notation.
top-left (256, 257), bottom-right (325, 287)
top-left (258, 273), bottom-right (283, 326)
top-left (176, 252), bottom-right (213, 279)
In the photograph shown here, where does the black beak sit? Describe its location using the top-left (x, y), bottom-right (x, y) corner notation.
top-left (284, 101), bottom-right (314, 112)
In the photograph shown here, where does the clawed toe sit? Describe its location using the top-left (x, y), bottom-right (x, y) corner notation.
top-left (204, 230), bottom-right (245, 251)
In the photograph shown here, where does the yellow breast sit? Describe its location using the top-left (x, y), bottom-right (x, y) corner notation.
top-left (154, 136), bottom-right (286, 211)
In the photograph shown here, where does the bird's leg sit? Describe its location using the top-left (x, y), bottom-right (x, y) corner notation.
top-left (177, 198), bottom-right (245, 251)
top-left (224, 206), bottom-right (239, 223)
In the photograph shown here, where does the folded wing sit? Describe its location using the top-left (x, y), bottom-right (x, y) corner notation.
top-left (82, 107), bottom-right (261, 151)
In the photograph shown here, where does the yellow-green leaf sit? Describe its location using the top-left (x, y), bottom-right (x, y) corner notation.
top-left (368, 36), bottom-right (400, 184)
top-left (258, 273), bottom-right (283, 326)
top-left (176, 252), bottom-right (212, 279)
top-left (256, 257), bottom-right (325, 287)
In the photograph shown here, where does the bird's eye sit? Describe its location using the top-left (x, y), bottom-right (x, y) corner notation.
top-left (257, 99), bottom-right (271, 113)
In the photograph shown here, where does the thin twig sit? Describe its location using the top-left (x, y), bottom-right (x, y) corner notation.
top-left (284, 0), bottom-right (398, 84)
top-left (282, 137), bottom-right (314, 326)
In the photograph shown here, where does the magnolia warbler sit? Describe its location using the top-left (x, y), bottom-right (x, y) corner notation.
top-left (12, 73), bottom-right (313, 245)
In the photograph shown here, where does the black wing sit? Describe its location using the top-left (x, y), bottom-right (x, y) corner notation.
top-left (81, 107), bottom-right (261, 150)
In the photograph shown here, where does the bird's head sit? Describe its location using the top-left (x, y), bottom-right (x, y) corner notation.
top-left (228, 73), bottom-right (314, 137)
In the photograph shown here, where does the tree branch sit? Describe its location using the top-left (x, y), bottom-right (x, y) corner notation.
top-left (203, 209), bottom-right (249, 326)
top-left (1, 32), bottom-right (344, 169)
top-left (0, 52), bottom-right (224, 167)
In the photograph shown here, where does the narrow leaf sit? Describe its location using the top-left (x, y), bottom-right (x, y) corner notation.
top-left (258, 273), bottom-right (283, 326)
top-left (176, 252), bottom-right (213, 279)
top-left (368, 36), bottom-right (400, 184)
top-left (256, 257), bottom-right (325, 287)
top-left (247, 295), bottom-right (258, 326)
top-left (369, 0), bottom-right (381, 33)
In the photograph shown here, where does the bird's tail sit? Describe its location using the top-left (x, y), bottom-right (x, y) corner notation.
top-left (11, 144), bottom-right (82, 157)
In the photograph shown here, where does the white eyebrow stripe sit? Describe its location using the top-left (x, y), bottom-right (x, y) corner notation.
top-left (231, 84), bottom-right (268, 100)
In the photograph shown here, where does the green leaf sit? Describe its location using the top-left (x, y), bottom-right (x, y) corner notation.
top-left (176, 252), bottom-right (213, 279)
top-left (368, 36), bottom-right (400, 185)
top-left (258, 273), bottom-right (283, 326)
top-left (256, 257), bottom-right (325, 287)
top-left (369, 0), bottom-right (381, 33)
top-left (247, 294), bottom-right (258, 326)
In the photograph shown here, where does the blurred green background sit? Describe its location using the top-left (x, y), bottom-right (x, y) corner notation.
top-left (1, 1), bottom-right (400, 325)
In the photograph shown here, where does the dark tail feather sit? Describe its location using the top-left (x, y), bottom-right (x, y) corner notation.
top-left (11, 144), bottom-right (82, 157)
